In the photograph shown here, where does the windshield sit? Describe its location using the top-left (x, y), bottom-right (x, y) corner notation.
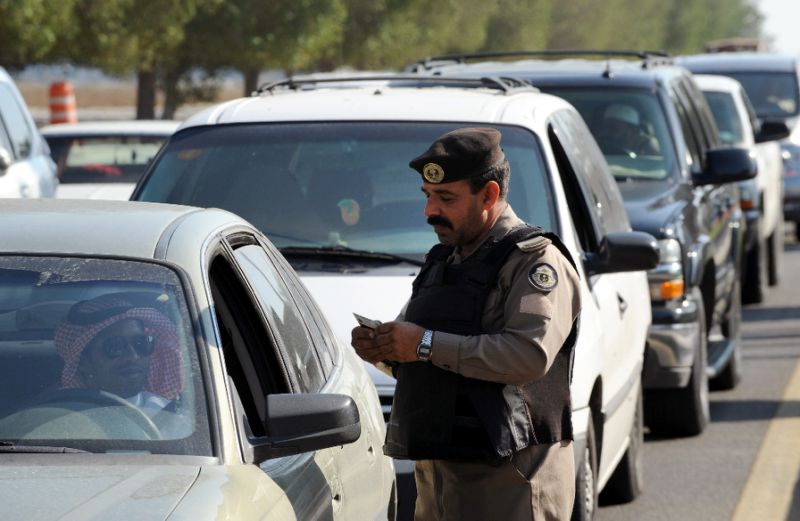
top-left (721, 71), bottom-right (799, 119)
top-left (544, 88), bottom-right (678, 182)
top-left (46, 135), bottom-right (168, 184)
top-left (703, 91), bottom-right (745, 145)
top-left (136, 122), bottom-right (556, 257)
top-left (0, 256), bottom-right (211, 455)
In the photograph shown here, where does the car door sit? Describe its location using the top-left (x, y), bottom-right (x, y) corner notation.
top-left (207, 232), bottom-right (343, 519)
top-left (549, 109), bottom-right (647, 474)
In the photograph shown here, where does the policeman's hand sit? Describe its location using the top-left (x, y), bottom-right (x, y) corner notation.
top-left (374, 321), bottom-right (424, 363)
top-left (351, 325), bottom-right (394, 364)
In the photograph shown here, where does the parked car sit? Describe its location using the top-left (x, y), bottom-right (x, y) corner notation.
top-left (693, 73), bottom-right (789, 303)
top-left (131, 74), bottom-right (659, 520)
top-left (0, 66), bottom-right (58, 198)
top-left (0, 199), bottom-right (395, 520)
top-left (413, 50), bottom-right (756, 433)
top-left (677, 52), bottom-right (800, 240)
top-left (40, 120), bottom-right (179, 200)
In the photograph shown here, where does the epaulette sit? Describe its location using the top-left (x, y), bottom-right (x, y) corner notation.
top-left (516, 235), bottom-right (551, 254)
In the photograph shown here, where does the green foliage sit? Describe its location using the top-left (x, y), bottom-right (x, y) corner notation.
top-left (0, 0), bottom-right (76, 69)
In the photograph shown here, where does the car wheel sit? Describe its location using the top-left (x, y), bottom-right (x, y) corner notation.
top-left (712, 278), bottom-right (743, 391)
top-left (767, 226), bottom-right (783, 286)
top-left (571, 419), bottom-right (598, 521)
top-left (645, 289), bottom-right (709, 437)
top-left (741, 239), bottom-right (766, 304)
top-left (600, 382), bottom-right (644, 504)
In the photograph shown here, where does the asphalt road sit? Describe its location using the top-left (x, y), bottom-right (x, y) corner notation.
top-left (598, 231), bottom-right (800, 521)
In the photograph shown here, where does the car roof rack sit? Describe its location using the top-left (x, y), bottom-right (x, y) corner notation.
top-left (411, 50), bottom-right (674, 72)
top-left (254, 74), bottom-right (538, 96)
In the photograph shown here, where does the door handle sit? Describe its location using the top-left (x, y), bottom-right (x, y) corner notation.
top-left (617, 293), bottom-right (627, 317)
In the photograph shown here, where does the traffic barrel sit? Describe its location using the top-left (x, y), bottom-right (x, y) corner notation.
top-left (49, 81), bottom-right (78, 124)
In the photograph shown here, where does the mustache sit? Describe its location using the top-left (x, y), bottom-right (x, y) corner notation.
top-left (427, 216), bottom-right (452, 228)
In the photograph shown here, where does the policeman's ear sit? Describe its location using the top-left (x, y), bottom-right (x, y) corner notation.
top-left (482, 180), bottom-right (501, 208)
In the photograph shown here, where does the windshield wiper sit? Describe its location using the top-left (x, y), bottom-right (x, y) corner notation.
top-left (0, 441), bottom-right (88, 453)
top-left (280, 246), bottom-right (424, 266)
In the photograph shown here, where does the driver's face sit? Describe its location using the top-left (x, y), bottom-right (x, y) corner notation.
top-left (604, 118), bottom-right (639, 148)
top-left (80, 318), bottom-right (152, 397)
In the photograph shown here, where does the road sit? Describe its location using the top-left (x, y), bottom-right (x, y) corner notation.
top-left (598, 231), bottom-right (800, 521)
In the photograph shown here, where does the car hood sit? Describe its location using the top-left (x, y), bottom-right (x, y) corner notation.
top-left (56, 183), bottom-right (136, 200)
top-left (0, 463), bottom-right (199, 520)
top-left (300, 266), bottom-right (418, 387)
top-left (616, 179), bottom-right (690, 238)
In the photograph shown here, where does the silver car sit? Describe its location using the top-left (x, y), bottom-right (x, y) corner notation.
top-left (0, 199), bottom-right (395, 520)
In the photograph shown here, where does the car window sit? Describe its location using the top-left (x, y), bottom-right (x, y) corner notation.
top-left (137, 122), bottom-right (557, 255)
top-left (670, 84), bottom-right (703, 173)
top-left (550, 109), bottom-right (631, 235)
top-left (720, 71), bottom-right (800, 118)
top-left (544, 87), bottom-right (678, 182)
top-left (0, 84), bottom-right (33, 159)
top-left (233, 243), bottom-right (325, 392)
top-left (703, 91), bottom-right (745, 145)
top-left (45, 135), bottom-right (168, 184)
top-left (0, 255), bottom-right (211, 455)
top-left (548, 123), bottom-right (600, 253)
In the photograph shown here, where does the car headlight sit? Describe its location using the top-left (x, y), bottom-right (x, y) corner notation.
top-left (738, 182), bottom-right (757, 211)
top-left (781, 143), bottom-right (800, 177)
top-left (648, 238), bottom-right (684, 301)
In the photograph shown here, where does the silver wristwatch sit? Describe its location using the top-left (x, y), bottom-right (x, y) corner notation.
top-left (417, 329), bottom-right (434, 362)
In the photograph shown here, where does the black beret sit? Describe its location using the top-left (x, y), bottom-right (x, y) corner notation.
top-left (409, 127), bottom-right (506, 184)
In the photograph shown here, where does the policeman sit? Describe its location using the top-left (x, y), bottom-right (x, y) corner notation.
top-left (351, 127), bottom-right (581, 520)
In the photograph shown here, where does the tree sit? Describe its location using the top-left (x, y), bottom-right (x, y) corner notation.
top-left (0, 0), bottom-right (76, 70)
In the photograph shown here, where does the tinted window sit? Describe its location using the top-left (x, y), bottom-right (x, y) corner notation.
top-left (0, 84), bottom-right (33, 158)
top-left (550, 109), bottom-right (630, 235)
top-left (703, 91), bottom-right (745, 145)
top-left (671, 85), bottom-right (703, 172)
top-left (0, 256), bottom-right (210, 455)
top-left (46, 135), bottom-right (168, 184)
top-left (544, 88), bottom-right (678, 181)
top-left (720, 71), bottom-right (799, 118)
top-left (137, 122), bottom-right (556, 257)
top-left (233, 244), bottom-right (325, 392)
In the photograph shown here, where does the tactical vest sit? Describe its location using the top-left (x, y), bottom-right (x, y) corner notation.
top-left (384, 226), bottom-right (578, 461)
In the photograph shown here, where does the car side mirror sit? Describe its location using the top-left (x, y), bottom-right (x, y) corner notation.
top-left (586, 231), bottom-right (659, 276)
top-left (693, 147), bottom-right (757, 186)
top-left (250, 393), bottom-right (361, 463)
top-left (755, 120), bottom-right (791, 143)
top-left (0, 147), bottom-right (11, 172)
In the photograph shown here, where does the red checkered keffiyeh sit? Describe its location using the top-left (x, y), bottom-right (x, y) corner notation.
top-left (53, 295), bottom-right (183, 400)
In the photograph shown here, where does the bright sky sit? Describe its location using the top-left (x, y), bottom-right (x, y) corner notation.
top-left (758, 0), bottom-right (800, 55)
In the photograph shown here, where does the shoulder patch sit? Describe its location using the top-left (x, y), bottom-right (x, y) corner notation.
top-left (516, 236), bottom-right (552, 254)
top-left (528, 262), bottom-right (558, 291)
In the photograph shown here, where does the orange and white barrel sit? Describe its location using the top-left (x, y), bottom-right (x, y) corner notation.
top-left (49, 81), bottom-right (78, 124)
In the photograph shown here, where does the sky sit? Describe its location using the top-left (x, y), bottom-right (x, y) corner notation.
top-left (758, 0), bottom-right (800, 55)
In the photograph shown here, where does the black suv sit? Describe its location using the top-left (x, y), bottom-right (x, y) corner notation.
top-left (414, 51), bottom-right (756, 436)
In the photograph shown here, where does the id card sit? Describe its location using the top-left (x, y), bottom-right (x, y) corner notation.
top-left (353, 312), bottom-right (382, 330)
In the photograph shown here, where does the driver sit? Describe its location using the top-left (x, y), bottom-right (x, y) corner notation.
top-left (598, 103), bottom-right (660, 156)
top-left (53, 294), bottom-right (185, 432)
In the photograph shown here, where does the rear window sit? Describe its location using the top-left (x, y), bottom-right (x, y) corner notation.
top-left (136, 122), bottom-right (556, 257)
top-left (543, 88), bottom-right (679, 182)
top-left (46, 135), bottom-right (168, 184)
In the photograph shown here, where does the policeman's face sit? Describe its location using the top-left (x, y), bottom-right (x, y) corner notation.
top-left (79, 318), bottom-right (153, 398)
top-left (422, 179), bottom-right (487, 247)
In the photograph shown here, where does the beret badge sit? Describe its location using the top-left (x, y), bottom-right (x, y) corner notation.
top-left (423, 163), bottom-right (445, 183)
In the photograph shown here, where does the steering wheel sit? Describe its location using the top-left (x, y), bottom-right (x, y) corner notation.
top-left (32, 388), bottom-right (162, 439)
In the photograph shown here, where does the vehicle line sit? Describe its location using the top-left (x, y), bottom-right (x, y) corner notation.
top-left (731, 354), bottom-right (800, 521)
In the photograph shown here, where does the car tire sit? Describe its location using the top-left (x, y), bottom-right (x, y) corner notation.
top-left (767, 226), bottom-right (783, 286)
top-left (712, 278), bottom-right (743, 391)
top-left (571, 419), bottom-right (599, 521)
top-left (645, 289), bottom-right (709, 437)
top-left (600, 382), bottom-right (644, 504)
top-left (741, 239), bottom-right (766, 304)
